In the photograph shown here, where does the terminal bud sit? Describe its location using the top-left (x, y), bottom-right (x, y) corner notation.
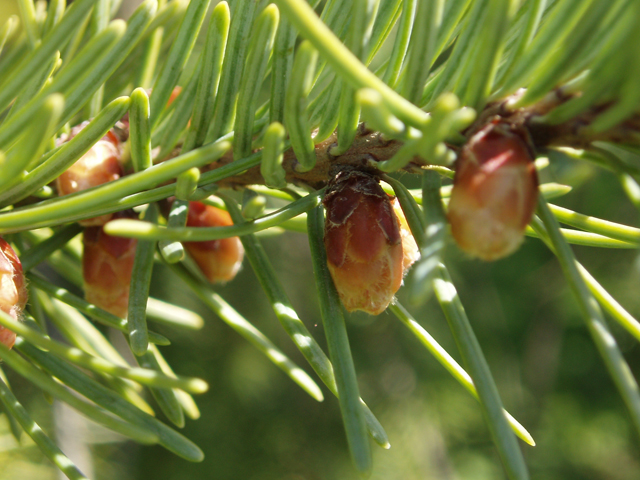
top-left (448, 120), bottom-right (538, 261)
top-left (183, 202), bottom-right (244, 283)
top-left (323, 169), bottom-right (407, 315)
top-left (56, 125), bottom-right (123, 226)
top-left (83, 211), bottom-right (137, 318)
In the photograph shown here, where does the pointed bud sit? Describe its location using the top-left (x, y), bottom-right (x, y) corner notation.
top-left (56, 127), bottom-right (122, 226)
top-left (448, 120), bottom-right (539, 261)
top-left (183, 202), bottom-right (244, 283)
top-left (82, 211), bottom-right (137, 318)
top-left (323, 169), bottom-right (407, 315)
top-left (0, 238), bottom-right (27, 348)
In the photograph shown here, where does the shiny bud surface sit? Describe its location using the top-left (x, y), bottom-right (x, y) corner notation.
top-left (184, 202), bottom-right (244, 283)
top-left (323, 169), bottom-right (405, 315)
top-left (448, 121), bottom-right (538, 261)
top-left (56, 128), bottom-right (122, 226)
top-left (83, 211), bottom-right (137, 318)
top-left (0, 238), bottom-right (27, 348)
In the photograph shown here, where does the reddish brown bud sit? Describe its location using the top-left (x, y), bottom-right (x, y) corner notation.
top-left (323, 169), bottom-right (408, 315)
top-left (0, 238), bottom-right (27, 348)
top-left (82, 211), bottom-right (137, 318)
top-left (183, 202), bottom-right (244, 283)
top-left (448, 120), bottom-right (539, 261)
top-left (56, 128), bottom-right (122, 226)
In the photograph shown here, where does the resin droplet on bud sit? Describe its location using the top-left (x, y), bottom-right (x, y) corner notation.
top-left (183, 202), bottom-right (244, 283)
top-left (323, 169), bottom-right (412, 315)
top-left (0, 238), bottom-right (27, 348)
top-left (56, 125), bottom-right (123, 226)
top-left (392, 198), bottom-right (420, 273)
top-left (83, 211), bottom-right (137, 318)
top-left (448, 120), bottom-right (539, 261)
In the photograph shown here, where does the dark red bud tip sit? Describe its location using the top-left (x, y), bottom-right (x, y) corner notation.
top-left (323, 169), bottom-right (413, 315)
top-left (0, 238), bottom-right (28, 348)
top-left (448, 121), bottom-right (539, 261)
top-left (82, 211), bottom-right (138, 318)
top-left (183, 202), bottom-right (245, 283)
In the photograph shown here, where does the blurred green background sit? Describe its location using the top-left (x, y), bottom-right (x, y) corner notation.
top-left (1, 149), bottom-right (638, 480)
top-left (1, 0), bottom-right (640, 478)
top-left (0, 0), bottom-right (18, 21)
top-left (131, 160), bottom-right (640, 480)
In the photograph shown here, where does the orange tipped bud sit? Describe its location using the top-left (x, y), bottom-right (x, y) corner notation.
top-left (323, 169), bottom-right (409, 315)
top-left (0, 238), bottom-right (27, 348)
top-left (448, 120), bottom-right (538, 261)
top-left (82, 211), bottom-right (137, 318)
top-left (56, 127), bottom-right (122, 226)
top-left (183, 202), bottom-right (244, 283)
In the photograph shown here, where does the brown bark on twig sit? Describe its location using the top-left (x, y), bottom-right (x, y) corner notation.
top-left (163, 91), bottom-right (640, 191)
top-left (471, 89), bottom-right (640, 150)
top-left (203, 127), bottom-right (407, 190)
